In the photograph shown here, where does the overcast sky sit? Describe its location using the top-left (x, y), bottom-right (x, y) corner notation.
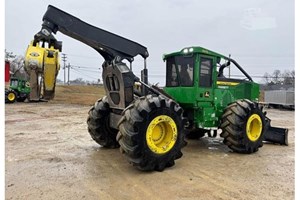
top-left (5, 0), bottom-right (295, 85)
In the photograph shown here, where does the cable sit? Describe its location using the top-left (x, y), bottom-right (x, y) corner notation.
top-left (71, 64), bottom-right (101, 69)
top-left (70, 67), bottom-right (101, 75)
top-left (71, 70), bottom-right (99, 81)
top-left (72, 68), bottom-right (101, 73)
top-left (67, 54), bottom-right (100, 59)
top-left (71, 67), bottom-right (100, 80)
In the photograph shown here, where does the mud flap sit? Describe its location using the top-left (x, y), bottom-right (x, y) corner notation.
top-left (263, 119), bottom-right (288, 145)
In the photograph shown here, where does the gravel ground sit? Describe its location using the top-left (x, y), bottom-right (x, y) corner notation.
top-left (5, 103), bottom-right (295, 200)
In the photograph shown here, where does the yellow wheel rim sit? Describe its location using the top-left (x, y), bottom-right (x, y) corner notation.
top-left (146, 115), bottom-right (177, 154)
top-left (246, 114), bottom-right (262, 142)
top-left (8, 93), bottom-right (16, 101)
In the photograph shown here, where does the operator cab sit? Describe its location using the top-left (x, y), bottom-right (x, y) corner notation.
top-left (163, 47), bottom-right (218, 104)
top-left (164, 46), bottom-right (254, 94)
top-left (165, 49), bottom-right (217, 90)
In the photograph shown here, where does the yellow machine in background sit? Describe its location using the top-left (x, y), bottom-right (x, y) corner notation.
top-left (24, 41), bottom-right (60, 101)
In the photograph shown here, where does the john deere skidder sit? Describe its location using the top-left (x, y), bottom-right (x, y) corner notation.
top-left (5, 77), bottom-right (31, 103)
top-left (32, 5), bottom-right (288, 171)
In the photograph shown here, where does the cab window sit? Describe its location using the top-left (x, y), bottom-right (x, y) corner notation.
top-left (166, 55), bottom-right (194, 87)
top-left (199, 57), bottom-right (213, 87)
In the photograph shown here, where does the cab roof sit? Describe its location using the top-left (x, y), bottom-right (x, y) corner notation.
top-left (163, 46), bottom-right (227, 61)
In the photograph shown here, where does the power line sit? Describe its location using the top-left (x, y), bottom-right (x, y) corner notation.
top-left (71, 64), bottom-right (101, 69)
top-left (70, 65), bottom-right (101, 74)
top-left (71, 65), bottom-right (101, 73)
top-left (67, 53), bottom-right (100, 59)
top-left (71, 69), bottom-right (98, 80)
top-left (231, 54), bottom-right (294, 58)
top-left (72, 68), bottom-right (101, 73)
top-left (71, 67), bottom-right (100, 80)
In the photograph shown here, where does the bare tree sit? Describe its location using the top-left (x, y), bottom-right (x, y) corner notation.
top-left (262, 72), bottom-right (271, 84)
top-left (5, 49), bottom-right (16, 61)
top-left (262, 69), bottom-right (295, 86)
top-left (290, 70), bottom-right (295, 85)
top-left (290, 70), bottom-right (295, 78)
top-left (281, 70), bottom-right (295, 85)
top-left (10, 56), bottom-right (29, 80)
top-left (272, 70), bottom-right (281, 84)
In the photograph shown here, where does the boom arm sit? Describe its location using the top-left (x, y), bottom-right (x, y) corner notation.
top-left (34, 5), bottom-right (149, 62)
top-left (29, 5), bottom-right (151, 109)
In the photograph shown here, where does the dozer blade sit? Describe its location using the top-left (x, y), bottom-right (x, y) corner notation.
top-left (264, 125), bottom-right (288, 146)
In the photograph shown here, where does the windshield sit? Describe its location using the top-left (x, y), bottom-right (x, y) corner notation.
top-left (166, 55), bottom-right (194, 87)
top-left (10, 79), bottom-right (18, 87)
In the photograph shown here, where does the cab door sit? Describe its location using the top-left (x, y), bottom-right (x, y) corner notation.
top-left (197, 55), bottom-right (215, 102)
top-left (196, 55), bottom-right (217, 127)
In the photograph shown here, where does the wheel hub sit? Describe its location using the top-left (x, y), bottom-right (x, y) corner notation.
top-left (246, 114), bottom-right (262, 142)
top-left (146, 115), bottom-right (177, 154)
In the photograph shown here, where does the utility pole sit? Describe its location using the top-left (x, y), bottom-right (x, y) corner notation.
top-left (61, 53), bottom-right (67, 84)
top-left (228, 54), bottom-right (231, 78)
top-left (67, 63), bottom-right (70, 85)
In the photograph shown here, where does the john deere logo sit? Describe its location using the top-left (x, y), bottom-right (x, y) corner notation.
top-left (30, 52), bottom-right (40, 57)
top-left (204, 91), bottom-right (210, 97)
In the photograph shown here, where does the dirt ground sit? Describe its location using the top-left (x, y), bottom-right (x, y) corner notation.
top-left (5, 101), bottom-right (294, 200)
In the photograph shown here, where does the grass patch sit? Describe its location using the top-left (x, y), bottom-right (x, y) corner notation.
top-left (50, 85), bottom-right (106, 106)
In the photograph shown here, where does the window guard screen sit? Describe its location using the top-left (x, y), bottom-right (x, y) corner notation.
top-left (166, 55), bottom-right (194, 87)
top-left (199, 57), bottom-right (213, 87)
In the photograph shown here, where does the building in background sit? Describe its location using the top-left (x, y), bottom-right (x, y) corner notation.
top-left (5, 61), bottom-right (11, 87)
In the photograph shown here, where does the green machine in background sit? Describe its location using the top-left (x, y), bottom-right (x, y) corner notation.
top-left (5, 77), bottom-right (31, 103)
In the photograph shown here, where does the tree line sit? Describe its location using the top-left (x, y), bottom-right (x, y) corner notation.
top-left (262, 70), bottom-right (295, 86)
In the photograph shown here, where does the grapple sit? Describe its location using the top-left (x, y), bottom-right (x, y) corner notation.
top-left (24, 41), bottom-right (60, 101)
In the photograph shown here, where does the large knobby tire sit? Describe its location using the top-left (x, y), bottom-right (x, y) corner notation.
top-left (17, 95), bottom-right (27, 102)
top-left (117, 95), bottom-right (185, 171)
top-left (87, 96), bottom-right (119, 148)
top-left (220, 99), bottom-right (266, 153)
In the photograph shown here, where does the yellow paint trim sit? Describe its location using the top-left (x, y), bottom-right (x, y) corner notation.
top-left (246, 114), bottom-right (262, 142)
top-left (24, 41), bottom-right (45, 72)
top-left (146, 115), bottom-right (177, 154)
top-left (217, 81), bottom-right (239, 86)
